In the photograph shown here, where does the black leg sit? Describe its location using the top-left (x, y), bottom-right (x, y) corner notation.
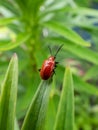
top-left (38, 69), bottom-right (41, 71)
top-left (55, 61), bottom-right (59, 64)
top-left (55, 64), bottom-right (58, 68)
top-left (53, 69), bottom-right (56, 75)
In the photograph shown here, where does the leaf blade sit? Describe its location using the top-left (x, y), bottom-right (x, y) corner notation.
top-left (21, 79), bottom-right (52, 130)
top-left (0, 17), bottom-right (17, 26)
top-left (0, 54), bottom-right (18, 130)
top-left (54, 67), bottom-right (74, 130)
top-left (83, 65), bottom-right (98, 80)
top-left (0, 34), bottom-right (30, 51)
top-left (73, 75), bottom-right (98, 96)
top-left (70, 7), bottom-right (98, 17)
top-left (43, 21), bottom-right (90, 47)
top-left (56, 65), bottom-right (98, 96)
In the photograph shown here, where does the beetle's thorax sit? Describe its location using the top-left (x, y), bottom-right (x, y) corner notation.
top-left (48, 56), bottom-right (55, 61)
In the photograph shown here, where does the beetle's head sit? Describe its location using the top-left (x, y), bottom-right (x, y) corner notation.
top-left (48, 44), bottom-right (63, 59)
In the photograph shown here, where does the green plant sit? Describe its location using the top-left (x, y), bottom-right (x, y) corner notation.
top-left (0, 55), bottom-right (74, 130)
top-left (0, 54), bottom-right (18, 130)
top-left (0, 0), bottom-right (98, 130)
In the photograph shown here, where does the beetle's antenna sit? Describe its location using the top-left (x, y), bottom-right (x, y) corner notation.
top-left (48, 46), bottom-right (52, 56)
top-left (54, 44), bottom-right (63, 58)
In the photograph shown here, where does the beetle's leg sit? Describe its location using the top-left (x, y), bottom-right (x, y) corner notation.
top-left (53, 69), bottom-right (56, 75)
top-left (38, 69), bottom-right (41, 71)
top-left (55, 61), bottom-right (59, 64)
top-left (55, 64), bottom-right (57, 68)
top-left (55, 61), bottom-right (59, 68)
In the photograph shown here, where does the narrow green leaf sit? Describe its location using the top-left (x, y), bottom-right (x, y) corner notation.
top-left (45, 94), bottom-right (59, 130)
top-left (46, 37), bottom-right (98, 65)
top-left (73, 75), bottom-right (98, 95)
top-left (0, 17), bottom-right (17, 26)
top-left (54, 67), bottom-right (74, 130)
top-left (0, 34), bottom-right (30, 51)
top-left (39, 1), bottom-right (67, 19)
top-left (0, 54), bottom-right (18, 130)
top-left (21, 79), bottom-right (52, 130)
top-left (1, 1), bottom-right (20, 16)
top-left (56, 66), bottom-right (98, 96)
top-left (45, 78), bottom-right (59, 130)
top-left (69, 7), bottom-right (98, 17)
top-left (66, 18), bottom-right (98, 31)
top-left (56, 65), bottom-right (98, 96)
top-left (83, 65), bottom-right (98, 80)
top-left (43, 21), bottom-right (90, 47)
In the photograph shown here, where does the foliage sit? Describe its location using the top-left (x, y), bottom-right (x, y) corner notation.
top-left (0, 0), bottom-right (98, 130)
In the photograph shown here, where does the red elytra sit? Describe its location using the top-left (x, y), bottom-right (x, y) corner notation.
top-left (39, 45), bottom-right (63, 80)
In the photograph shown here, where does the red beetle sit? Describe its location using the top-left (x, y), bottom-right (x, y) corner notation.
top-left (39, 44), bottom-right (63, 80)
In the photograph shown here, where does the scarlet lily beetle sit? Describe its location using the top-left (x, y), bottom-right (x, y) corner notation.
top-left (39, 44), bottom-right (63, 80)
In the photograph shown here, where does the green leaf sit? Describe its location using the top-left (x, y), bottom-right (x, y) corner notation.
top-left (83, 65), bottom-right (98, 80)
top-left (0, 54), bottom-right (18, 130)
top-left (21, 79), bottom-right (52, 130)
top-left (54, 67), bottom-right (74, 130)
top-left (0, 34), bottom-right (30, 51)
top-left (1, 1), bottom-right (20, 16)
top-left (56, 65), bottom-right (98, 96)
top-left (68, 7), bottom-right (98, 17)
top-left (46, 37), bottom-right (98, 65)
top-left (73, 75), bottom-right (98, 96)
top-left (43, 21), bottom-right (90, 47)
top-left (66, 17), bottom-right (98, 31)
top-left (39, 1), bottom-right (67, 19)
top-left (0, 17), bottom-right (17, 26)
top-left (45, 78), bottom-right (60, 130)
top-left (45, 94), bottom-right (59, 130)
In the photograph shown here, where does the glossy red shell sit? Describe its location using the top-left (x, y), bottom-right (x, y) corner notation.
top-left (40, 56), bottom-right (55, 80)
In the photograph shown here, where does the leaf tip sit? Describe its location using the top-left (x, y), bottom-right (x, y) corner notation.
top-left (11, 53), bottom-right (18, 66)
top-left (13, 53), bottom-right (17, 57)
top-left (12, 53), bottom-right (18, 61)
top-left (65, 65), bottom-right (72, 75)
top-left (66, 65), bottom-right (70, 70)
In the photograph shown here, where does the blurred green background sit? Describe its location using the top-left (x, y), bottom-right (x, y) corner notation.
top-left (0, 0), bottom-right (98, 130)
